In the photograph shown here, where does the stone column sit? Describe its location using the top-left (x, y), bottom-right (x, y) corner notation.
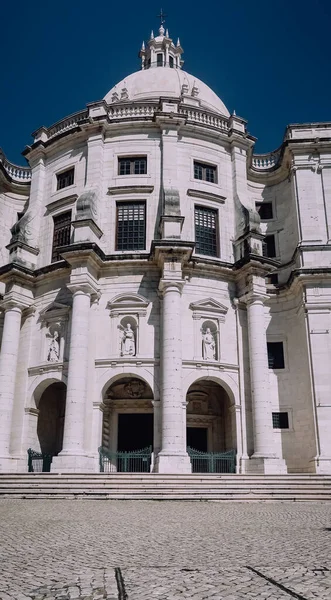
top-left (246, 296), bottom-right (287, 473)
top-left (0, 304), bottom-right (22, 471)
top-left (155, 281), bottom-right (191, 473)
top-left (52, 287), bottom-right (94, 472)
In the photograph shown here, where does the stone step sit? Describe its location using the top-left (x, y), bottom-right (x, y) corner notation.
top-left (1, 474), bottom-right (330, 500)
top-left (1, 492), bottom-right (331, 501)
top-left (1, 473), bottom-right (331, 481)
top-left (1, 482), bottom-right (331, 490)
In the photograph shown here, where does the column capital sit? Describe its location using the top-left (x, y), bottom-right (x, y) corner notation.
top-left (0, 298), bottom-right (30, 313)
top-left (158, 279), bottom-right (185, 295)
top-left (67, 283), bottom-right (100, 301)
top-left (239, 291), bottom-right (269, 307)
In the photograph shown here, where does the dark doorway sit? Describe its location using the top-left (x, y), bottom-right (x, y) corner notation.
top-left (37, 382), bottom-right (66, 456)
top-left (117, 413), bottom-right (153, 451)
top-left (187, 427), bottom-right (208, 451)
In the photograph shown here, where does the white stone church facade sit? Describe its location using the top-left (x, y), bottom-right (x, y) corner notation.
top-left (1, 25), bottom-right (331, 475)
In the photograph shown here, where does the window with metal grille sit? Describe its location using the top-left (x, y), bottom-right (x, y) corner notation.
top-left (51, 211), bottom-right (72, 262)
top-left (116, 202), bottom-right (146, 251)
top-left (256, 202), bottom-right (273, 220)
top-left (263, 234), bottom-right (276, 258)
top-left (272, 412), bottom-right (289, 429)
top-left (195, 206), bottom-right (218, 257)
top-left (118, 156), bottom-right (147, 176)
top-left (267, 341), bottom-right (285, 369)
top-left (194, 161), bottom-right (217, 184)
top-left (56, 168), bottom-right (74, 191)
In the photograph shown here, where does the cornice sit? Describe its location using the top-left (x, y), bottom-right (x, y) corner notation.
top-left (107, 185), bottom-right (154, 195)
top-left (187, 188), bottom-right (225, 203)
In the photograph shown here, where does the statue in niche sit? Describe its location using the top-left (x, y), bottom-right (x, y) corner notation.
top-left (121, 323), bottom-right (136, 356)
top-left (47, 330), bottom-right (60, 362)
top-left (202, 327), bottom-right (216, 361)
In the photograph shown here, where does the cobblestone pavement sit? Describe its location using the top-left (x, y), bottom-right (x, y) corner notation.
top-left (0, 500), bottom-right (331, 599)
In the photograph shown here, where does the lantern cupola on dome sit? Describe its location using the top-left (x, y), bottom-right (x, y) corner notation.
top-left (139, 15), bottom-right (183, 70)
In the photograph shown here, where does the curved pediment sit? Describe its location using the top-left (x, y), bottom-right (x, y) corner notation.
top-left (107, 293), bottom-right (150, 316)
top-left (189, 298), bottom-right (228, 315)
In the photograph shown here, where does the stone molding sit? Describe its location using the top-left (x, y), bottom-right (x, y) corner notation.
top-left (107, 185), bottom-right (154, 195)
top-left (187, 188), bottom-right (226, 204)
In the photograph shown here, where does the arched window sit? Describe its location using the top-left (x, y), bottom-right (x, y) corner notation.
top-left (157, 53), bottom-right (163, 67)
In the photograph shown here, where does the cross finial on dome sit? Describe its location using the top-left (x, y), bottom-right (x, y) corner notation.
top-left (157, 8), bottom-right (167, 26)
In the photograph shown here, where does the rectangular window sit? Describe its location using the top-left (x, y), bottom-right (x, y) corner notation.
top-left (56, 168), bottom-right (74, 191)
top-left (118, 156), bottom-right (147, 176)
top-left (116, 202), bottom-right (146, 251)
top-left (272, 412), bottom-right (289, 429)
top-left (194, 161), bottom-right (217, 184)
top-left (51, 211), bottom-right (71, 262)
top-left (157, 53), bottom-right (163, 67)
top-left (267, 341), bottom-right (285, 369)
top-left (169, 56), bottom-right (174, 68)
top-left (263, 234), bottom-right (276, 258)
top-left (256, 202), bottom-right (273, 220)
top-left (267, 273), bottom-right (278, 285)
top-left (195, 205), bottom-right (218, 257)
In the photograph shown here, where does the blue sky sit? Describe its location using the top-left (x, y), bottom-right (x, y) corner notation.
top-left (1, 0), bottom-right (330, 164)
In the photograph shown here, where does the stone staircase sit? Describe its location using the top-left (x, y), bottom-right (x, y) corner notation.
top-left (0, 473), bottom-right (331, 500)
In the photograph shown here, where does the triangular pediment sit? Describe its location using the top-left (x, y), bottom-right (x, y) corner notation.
top-left (39, 302), bottom-right (70, 316)
top-left (38, 302), bottom-right (70, 326)
top-left (189, 298), bottom-right (228, 315)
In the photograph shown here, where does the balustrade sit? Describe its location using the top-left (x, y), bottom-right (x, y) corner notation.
top-left (252, 148), bottom-right (282, 171)
top-left (0, 150), bottom-right (31, 182)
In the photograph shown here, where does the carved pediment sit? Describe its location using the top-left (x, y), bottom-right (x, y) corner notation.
top-left (107, 293), bottom-right (150, 316)
top-left (39, 302), bottom-right (70, 326)
top-left (189, 298), bottom-right (228, 316)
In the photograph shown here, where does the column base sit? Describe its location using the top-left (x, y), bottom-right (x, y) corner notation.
top-left (154, 451), bottom-right (192, 474)
top-left (243, 455), bottom-right (287, 474)
top-left (312, 457), bottom-right (331, 474)
top-left (0, 456), bottom-right (19, 473)
top-left (51, 453), bottom-right (98, 473)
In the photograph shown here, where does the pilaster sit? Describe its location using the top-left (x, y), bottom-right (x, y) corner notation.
top-left (52, 273), bottom-right (99, 473)
top-left (0, 294), bottom-right (33, 471)
top-left (154, 245), bottom-right (192, 473)
top-left (240, 274), bottom-right (287, 474)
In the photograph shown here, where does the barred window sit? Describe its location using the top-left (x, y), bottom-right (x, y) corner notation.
top-left (52, 211), bottom-right (71, 262)
top-left (56, 168), bottom-right (74, 191)
top-left (195, 206), bottom-right (218, 257)
top-left (267, 341), bottom-right (285, 369)
top-left (194, 161), bottom-right (217, 184)
top-left (118, 156), bottom-right (147, 176)
top-left (256, 202), bottom-right (273, 220)
top-left (116, 202), bottom-right (146, 251)
top-left (272, 412), bottom-right (289, 429)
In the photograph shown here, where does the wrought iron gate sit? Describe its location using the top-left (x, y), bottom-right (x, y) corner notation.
top-left (188, 447), bottom-right (236, 473)
top-left (99, 446), bottom-right (152, 473)
top-left (27, 448), bottom-right (53, 473)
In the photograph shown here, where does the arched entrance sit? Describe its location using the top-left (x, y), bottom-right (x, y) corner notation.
top-left (37, 382), bottom-right (66, 456)
top-left (186, 379), bottom-right (236, 472)
top-left (101, 376), bottom-right (154, 472)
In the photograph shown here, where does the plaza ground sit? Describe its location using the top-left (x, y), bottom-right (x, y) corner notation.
top-left (0, 500), bottom-right (331, 598)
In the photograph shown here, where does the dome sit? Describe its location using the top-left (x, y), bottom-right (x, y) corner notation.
top-left (104, 68), bottom-right (230, 117)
